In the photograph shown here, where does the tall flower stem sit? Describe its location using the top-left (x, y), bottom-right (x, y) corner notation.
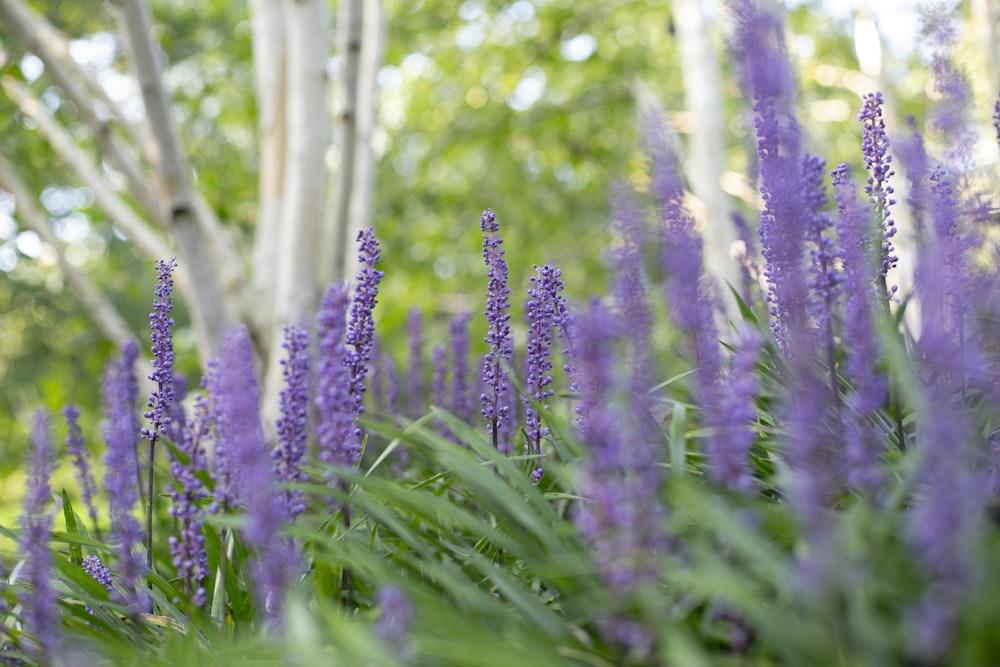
top-left (142, 258), bottom-right (178, 596)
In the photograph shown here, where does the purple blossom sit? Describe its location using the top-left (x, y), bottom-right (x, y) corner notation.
top-left (273, 325), bottom-right (310, 523)
top-left (102, 342), bottom-right (149, 615)
top-left (317, 282), bottom-right (360, 473)
top-left (430, 345), bottom-right (446, 409)
top-left (346, 227), bottom-right (384, 425)
top-left (141, 258), bottom-right (177, 446)
top-left (82, 555), bottom-right (113, 592)
top-left (993, 95), bottom-right (1000, 152)
top-left (448, 312), bottom-right (474, 423)
top-left (375, 585), bottom-right (413, 663)
top-left (167, 392), bottom-right (211, 606)
top-left (730, 0), bottom-right (809, 351)
top-left (859, 92), bottom-right (898, 299)
top-left (647, 115), bottom-right (721, 407)
top-left (20, 410), bottom-right (58, 662)
top-left (802, 154), bottom-right (840, 334)
top-left (406, 308), bottom-right (424, 418)
top-left (244, 411), bottom-right (294, 630)
top-left (209, 327), bottom-right (266, 513)
top-left (522, 264), bottom-right (566, 483)
top-left (831, 164), bottom-right (886, 492)
top-left (704, 325), bottom-right (762, 493)
top-left (480, 208), bottom-right (513, 452)
top-left (609, 185), bottom-right (653, 390)
top-left (572, 300), bottom-right (664, 652)
top-left (63, 405), bottom-right (99, 537)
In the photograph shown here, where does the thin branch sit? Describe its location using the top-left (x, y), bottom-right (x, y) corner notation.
top-left (0, 154), bottom-right (136, 346)
top-left (1, 76), bottom-right (177, 268)
top-left (325, 0), bottom-right (362, 286)
top-left (111, 0), bottom-right (232, 357)
top-left (0, 0), bottom-right (150, 154)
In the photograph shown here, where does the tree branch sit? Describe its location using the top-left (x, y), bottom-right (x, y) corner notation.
top-left (111, 0), bottom-right (233, 357)
top-left (1, 76), bottom-right (177, 270)
top-left (0, 154), bottom-right (136, 347)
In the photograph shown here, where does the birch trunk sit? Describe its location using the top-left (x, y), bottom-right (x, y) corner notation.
top-left (672, 0), bottom-right (738, 311)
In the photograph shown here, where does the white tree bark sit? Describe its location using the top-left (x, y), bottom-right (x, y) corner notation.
top-left (248, 0), bottom-right (286, 348)
top-left (672, 0), bottom-right (739, 311)
top-left (261, 0), bottom-right (330, 418)
top-left (326, 0), bottom-right (363, 286)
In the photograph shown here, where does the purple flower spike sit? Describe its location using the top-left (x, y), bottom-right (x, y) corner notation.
top-left (20, 410), bottom-right (58, 662)
top-left (244, 414), bottom-right (294, 630)
top-left (375, 585), bottom-right (414, 664)
top-left (831, 164), bottom-right (886, 492)
top-left (63, 405), bottom-right (100, 536)
top-left (209, 326), bottom-right (267, 513)
top-left (82, 555), bottom-right (113, 592)
top-left (993, 95), bottom-right (1000, 152)
top-left (448, 312), bottom-right (475, 423)
top-left (480, 208), bottom-right (513, 453)
top-left (102, 342), bottom-right (149, 616)
top-left (346, 227), bottom-right (384, 425)
top-left (859, 92), bottom-right (898, 299)
top-left (168, 392), bottom-right (211, 606)
top-left (406, 308), bottom-right (424, 418)
top-left (317, 282), bottom-right (361, 474)
top-left (705, 325), bottom-right (762, 493)
top-left (142, 258), bottom-right (177, 445)
top-left (522, 264), bottom-right (566, 482)
top-left (273, 326), bottom-right (311, 523)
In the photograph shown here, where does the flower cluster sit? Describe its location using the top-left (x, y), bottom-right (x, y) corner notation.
top-left (480, 208), bottom-right (513, 452)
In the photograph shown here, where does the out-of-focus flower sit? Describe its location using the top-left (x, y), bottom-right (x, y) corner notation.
top-left (448, 312), bottom-right (474, 424)
top-left (168, 392), bottom-right (211, 606)
top-left (63, 405), bottom-right (100, 536)
top-left (375, 585), bottom-right (414, 664)
top-left (317, 282), bottom-right (360, 475)
top-left (406, 308), bottom-right (424, 418)
top-left (102, 342), bottom-right (149, 616)
top-left (20, 410), bottom-right (58, 662)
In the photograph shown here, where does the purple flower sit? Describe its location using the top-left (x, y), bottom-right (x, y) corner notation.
top-left (244, 413), bottom-right (294, 630)
top-left (20, 410), bottom-right (58, 662)
top-left (993, 95), bottom-right (1000, 152)
top-left (704, 325), bottom-right (762, 493)
top-left (141, 258), bottom-right (177, 446)
top-left (82, 555), bottom-right (113, 592)
top-left (346, 227), bottom-right (384, 425)
top-left (406, 308), bottom-right (424, 418)
top-left (448, 312), bottom-right (475, 423)
top-left (273, 325), bottom-right (310, 523)
top-left (522, 264), bottom-right (566, 483)
top-left (859, 92), bottom-right (898, 299)
top-left (209, 327), bottom-right (266, 513)
top-left (480, 208), bottom-right (513, 452)
top-left (63, 405), bottom-right (100, 537)
top-left (317, 282), bottom-right (360, 473)
top-left (572, 300), bottom-right (664, 652)
top-left (730, 0), bottom-right (809, 351)
top-left (102, 342), bottom-right (149, 615)
top-left (609, 185), bottom-right (653, 389)
top-left (831, 164), bottom-right (886, 492)
top-left (375, 585), bottom-right (413, 663)
top-left (167, 392), bottom-right (211, 606)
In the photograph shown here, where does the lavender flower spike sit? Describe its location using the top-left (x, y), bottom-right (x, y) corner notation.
top-left (63, 405), bottom-right (100, 537)
top-left (480, 208), bottom-right (513, 452)
top-left (142, 257), bottom-right (178, 575)
top-left (406, 308), bottom-right (424, 418)
top-left (168, 392), bottom-right (211, 606)
top-left (448, 312), bottom-right (474, 423)
top-left (522, 264), bottom-right (566, 483)
top-left (375, 585), bottom-right (414, 664)
top-left (82, 555), bottom-right (113, 592)
top-left (20, 410), bottom-right (59, 662)
top-left (859, 92), bottom-right (898, 301)
top-left (210, 326), bottom-right (267, 512)
top-left (102, 341), bottom-right (149, 615)
top-left (317, 282), bottom-right (361, 473)
top-left (346, 227), bottom-right (384, 423)
top-left (273, 325), bottom-right (310, 523)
